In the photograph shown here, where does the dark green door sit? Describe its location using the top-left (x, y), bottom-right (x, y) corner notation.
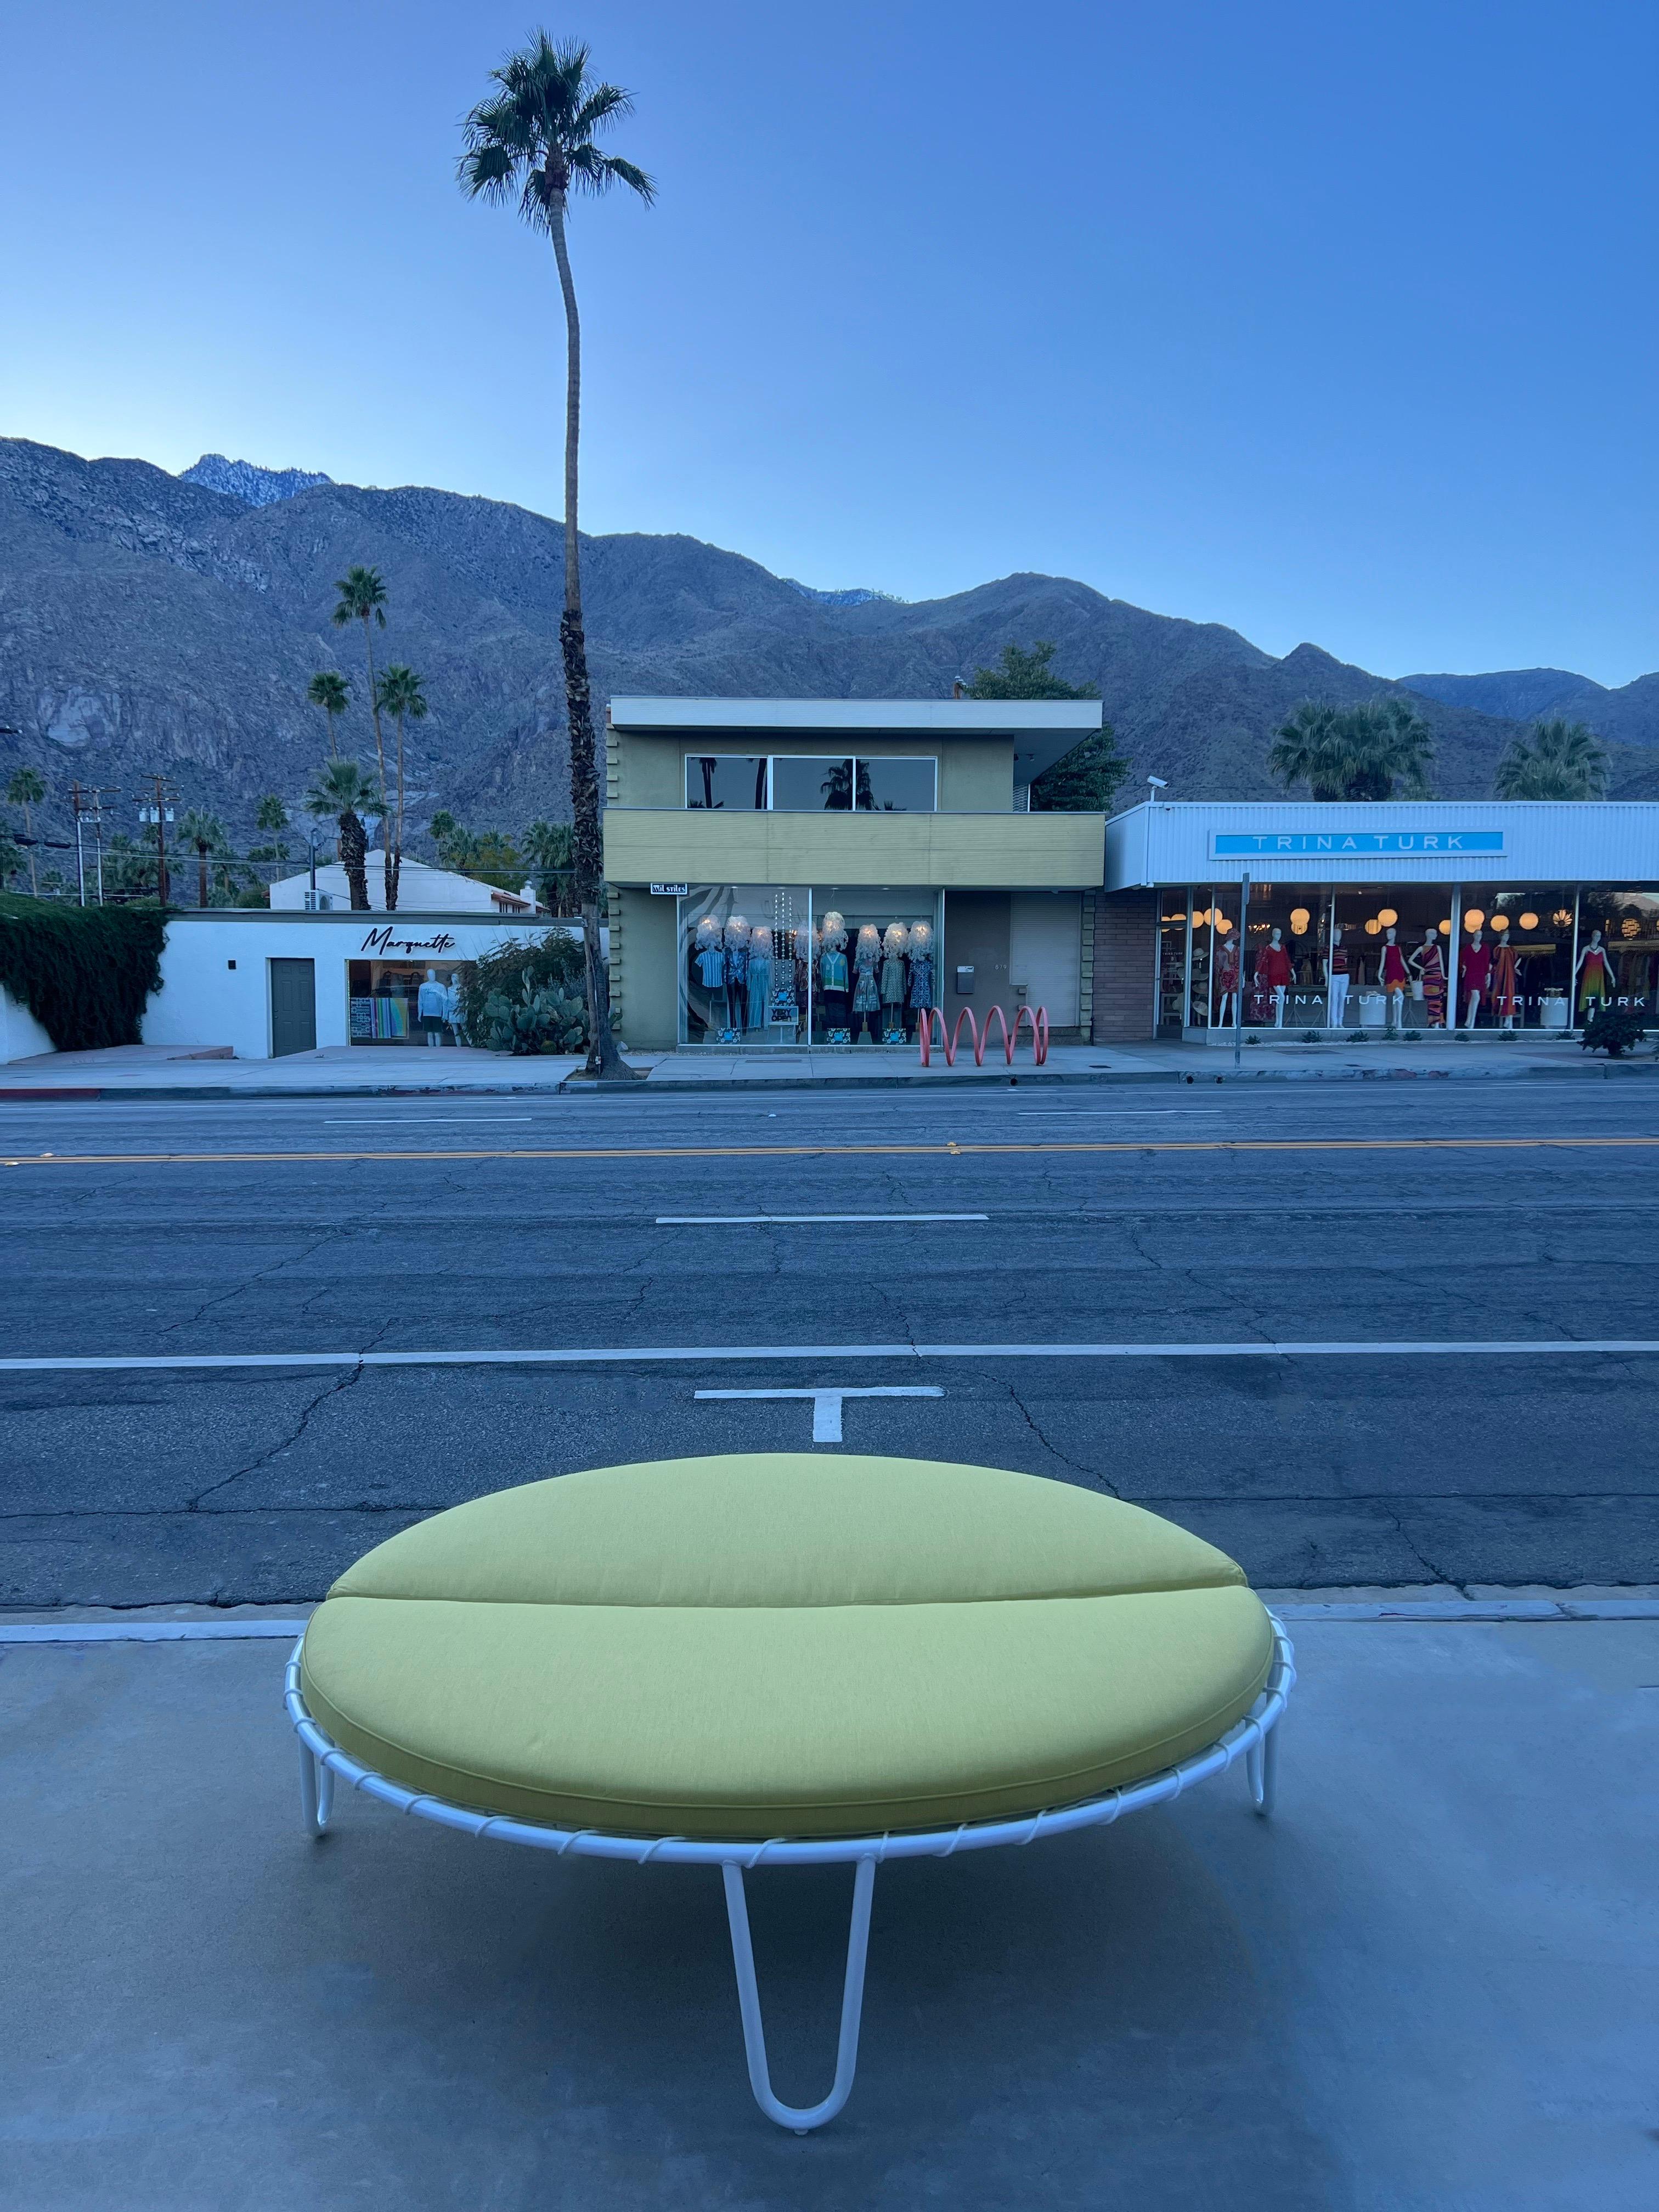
top-left (269, 958), bottom-right (317, 1057)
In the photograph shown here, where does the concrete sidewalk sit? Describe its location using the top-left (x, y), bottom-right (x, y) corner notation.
top-left (1, 1033), bottom-right (1653, 1098)
top-left (1, 1613), bottom-right (1651, 2209)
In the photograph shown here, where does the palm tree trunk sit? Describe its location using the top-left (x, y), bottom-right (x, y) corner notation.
top-left (548, 192), bottom-right (629, 1078)
top-left (23, 804), bottom-right (37, 896)
top-left (339, 809), bottom-right (370, 910)
top-left (388, 709), bottom-right (405, 912)
top-left (197, 847), bottom-right (208, 907)
top-left (360, 614), bottom-right (393, 909)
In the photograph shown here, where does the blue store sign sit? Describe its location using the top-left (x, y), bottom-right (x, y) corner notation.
top-left (1210, 830), bottom-right (1505, 857)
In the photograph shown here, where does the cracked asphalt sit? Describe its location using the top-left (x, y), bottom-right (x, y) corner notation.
top-left (3, 1076), bottom-right (1656, 1604)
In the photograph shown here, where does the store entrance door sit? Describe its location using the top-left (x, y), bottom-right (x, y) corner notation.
top-left (269, 958), bottom-right (317, 1057)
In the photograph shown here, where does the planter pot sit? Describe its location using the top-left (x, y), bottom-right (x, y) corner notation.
top-left (1540, 998), bottom-right (1570, 1031)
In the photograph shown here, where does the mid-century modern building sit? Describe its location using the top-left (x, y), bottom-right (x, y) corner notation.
top-left (601, 696), bottom-right (1109, 1049)
top-left (1098, 798), bottom-right (1659, 1040)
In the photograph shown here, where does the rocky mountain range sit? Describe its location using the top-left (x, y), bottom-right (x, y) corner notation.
top-left (2, 435), bottom-right (1654, 854)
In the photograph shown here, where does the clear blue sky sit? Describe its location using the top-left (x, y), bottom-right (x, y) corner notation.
top-left (2, 0), bottom-right (1654, 682)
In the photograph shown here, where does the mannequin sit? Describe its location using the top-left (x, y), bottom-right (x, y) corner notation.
top-left (1255, 927), bottom-right (1293, 1028)
top-left (906, 920), bottom-right (934, 1041)
top-left (1214, 927), bottom-right (1240, 1028)
top-left (1408, 927), bottom-right (1445, 1028)
top-left (818, 911), bottom-right (850, 1043)
top-left (1459, 926), bottom-right (1492, 1029)
top-left (880, 923), bottom-right (909, 1043)
top-left (721, 916), bottom-right (750, 1041)
top-left (417, 966), bottom-right (448, 1046)
top-left (1325, 924), bottom-right (1350, 1029)
top-left (746, 923), bottom-right (772, 1034)
top-left (850, 923), bottom-right (882, 1043)
top-left (1576, 929), bottom-right (1612, 1020)
top-left (1490, 933), bottom-right (1520, 1029)
top-left (1378, 927), bottom-right (1409, 1032)
top-left (792, 923), bottom-right (814, 1031)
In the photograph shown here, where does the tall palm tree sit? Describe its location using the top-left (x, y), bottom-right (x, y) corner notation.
top-left (459, 32), bottom-right (653, 1077)
top-left (1493, 716), bottom-right (1610, 800)
top-left (177, 808), bottom-right (229, 908)
top-left (1270, 697), bottom-right (1434, 800)
top-left (331, 567), bottom-right (393, 901)
top-left (307, 670), bottom-right (351, 760)
top-left (6, 766), bottom-right (45, 894)
top-left (304, 759), bottom-right (379, 911)
top-left (374, 665), bottom-right (428, 912)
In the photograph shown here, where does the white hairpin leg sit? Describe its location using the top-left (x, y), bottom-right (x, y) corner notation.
top-left (1246, 1723), bottom-right (1279, 1818)
top-left (298, 1740), bottom-right (334, 1836)
top-left (721, 1855), bottom-right (877, 2132)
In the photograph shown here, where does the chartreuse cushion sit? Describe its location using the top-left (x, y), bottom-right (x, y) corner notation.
top-left (300, 1455), bottom-right (1274, 1841)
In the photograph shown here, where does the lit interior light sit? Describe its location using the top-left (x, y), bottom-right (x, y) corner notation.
top-left (1377, 907), bottom-right (1398, 927)
top-left (1519, 912), bottom-right (1539, 929)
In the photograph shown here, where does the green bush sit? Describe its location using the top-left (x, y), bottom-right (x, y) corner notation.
top-left (1580, 1003), bottom-right (1647, 1059)
top-left (455, 930), bottom-right (589, 1055)
top-left (0, 894), bottom-right (167, 1050)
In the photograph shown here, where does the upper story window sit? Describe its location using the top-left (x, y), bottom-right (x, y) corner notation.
top-left (682, 753), bottom-right (938, 812)
top-left (685, 755), bottom-right (769, 810)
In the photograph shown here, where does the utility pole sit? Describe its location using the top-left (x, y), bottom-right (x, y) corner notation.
top-left (72, 780), bottom-right (86, 905)
top-left (134, 777), bottom-right (180, 905)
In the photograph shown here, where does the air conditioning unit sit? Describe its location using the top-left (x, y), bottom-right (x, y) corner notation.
top-left (303, 889), bottom-right (334, 912)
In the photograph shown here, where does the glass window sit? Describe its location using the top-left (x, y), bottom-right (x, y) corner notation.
top-left (771, 755), bottom-right (855, 810)
top-left (685, 754), bottom-right (768, 810)
top-left (677, 885), bottom-right (810, 1046)
top-left (856, 757), bottom-right (937, 812)
top-left (810, 887), bottom-right (939, 1045)
top-left (348, 959), bottom-right (461, 1046)
top-left (1575, 888), bottom-right (1659, 1024)
top-left (1157, 899), bottom-right (1189, 1034)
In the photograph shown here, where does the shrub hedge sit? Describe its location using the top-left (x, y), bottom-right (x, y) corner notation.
top-left (0, 894), bottom-right (168, 1051)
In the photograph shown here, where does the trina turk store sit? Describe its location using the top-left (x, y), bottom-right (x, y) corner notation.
top-left (1099, 800), bottom-right (1659, 1040)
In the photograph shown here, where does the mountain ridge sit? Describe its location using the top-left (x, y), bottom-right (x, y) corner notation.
top-left (1, 436), bottom-right (1654, 850)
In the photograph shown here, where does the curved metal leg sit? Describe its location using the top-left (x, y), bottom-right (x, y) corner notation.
top-left (721, 1855), bottom-right (876, 2132)
top-left (298, 1740), bottom-right (333, 1836)
top-left (1246, 1724), bottom-right (1279, 1818)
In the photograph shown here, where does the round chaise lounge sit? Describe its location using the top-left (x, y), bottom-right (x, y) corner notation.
top-left (286, 1453), bottom-right (1294, 2130)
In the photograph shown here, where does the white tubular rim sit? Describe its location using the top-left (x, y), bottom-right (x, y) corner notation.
top-left (284, 1616), bottom-right (1294, 1869)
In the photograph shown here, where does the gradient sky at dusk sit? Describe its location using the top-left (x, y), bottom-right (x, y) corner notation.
top-left (2, 0), bottom-right (1654, 681)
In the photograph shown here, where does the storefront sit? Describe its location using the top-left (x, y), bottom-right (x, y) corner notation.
top-left (603, 698), bottom-right (1108, 1051)
top-left (1101, 802), bottom-right (1659, 1041)
top-left (140, 911), bottom-right (575, 1059)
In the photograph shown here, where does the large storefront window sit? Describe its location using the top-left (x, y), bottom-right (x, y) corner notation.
top-left (675, 884), bottom-right (941, 1045)
top-left (1181, 884), bottom-right (1595, 1034)
top-left (810, 887), bottom-right (939, 1044)
top-left (348, 958), bottom-right (463, 1045)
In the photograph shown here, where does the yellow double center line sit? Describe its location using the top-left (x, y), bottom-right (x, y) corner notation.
top-left (2, 1136), bottom-right (1657, 1168)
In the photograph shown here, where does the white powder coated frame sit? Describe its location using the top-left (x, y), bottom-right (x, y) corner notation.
top-left (284, 1618), bottom-right (1295, 2132)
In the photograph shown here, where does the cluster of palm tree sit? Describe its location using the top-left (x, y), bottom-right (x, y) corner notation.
top-left (4, 768), bottom-right (46, 894)
top-left (1269, 697), bottom-right (1436, 800)
top-left (303, 566), bottom-right (428, 911)
top-left (428, 811), bottom-right (578, 911)
top-left (458, 30), bottom-right (652, 1074)
top-left (1492, 716), bottom-right (1609, 800)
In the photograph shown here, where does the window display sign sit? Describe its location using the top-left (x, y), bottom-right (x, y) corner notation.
top-left (1211, 831), bottom-right (1505, 857)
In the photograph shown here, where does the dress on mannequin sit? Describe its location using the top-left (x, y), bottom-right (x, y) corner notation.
top-left (906, 926), bottom-right (934, 1042)
top-left (1410, 933), bottom-right (1447, 1027)
top-left (818, 913), bottom-right (850, 1042)
top-left (1576, 932), bottom-right (1612, 1017)
top-left (880, 925), bottom-right (909, 1042)
top-left (1460, 930), bottom-right (1492, 1028)
top-left (851, 927), bottom-right (882, 1042)
top-left (1255, 930), bottom-right (1293, 1026)
top-left (746, 927), bottom-right (772, 1032)
top-left (1380, 930), bottom-right (1409, 1030)
top-left (1215, 933), bottom-right (1240, 1027)
top-left (1490, 940), bottom-right (1519, 1028)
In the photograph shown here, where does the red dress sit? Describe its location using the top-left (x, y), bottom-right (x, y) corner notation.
top-left (1380, 940), bottom-right (1409, 990)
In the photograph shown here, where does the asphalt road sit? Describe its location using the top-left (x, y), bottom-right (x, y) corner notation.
top-left (3, 1075), bottom-right (1656, 1604)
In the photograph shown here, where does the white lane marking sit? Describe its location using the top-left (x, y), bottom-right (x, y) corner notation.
top-left (7, 1339), bottom-right (1659, 1374)
top-left (656, 1212), bottom-right (989, 1225)
top-left (696, 1384), bottom-right (944, 1442)
top-left (0, 1620), bottom-right (310, 1643)
top-left (321, 1117), bottom-right (535, 1125)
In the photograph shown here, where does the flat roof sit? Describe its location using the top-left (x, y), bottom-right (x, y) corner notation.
top-left (608, 697), bottom-right (1102, 738)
